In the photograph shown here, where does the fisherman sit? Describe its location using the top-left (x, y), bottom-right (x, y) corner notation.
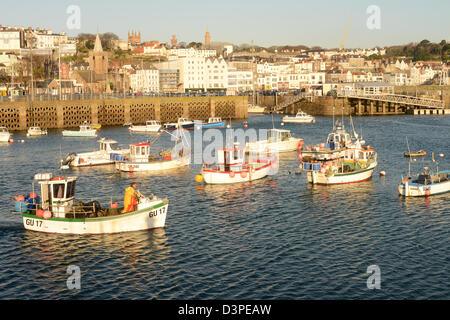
top-left (122, 182), bottom-right (142, 213)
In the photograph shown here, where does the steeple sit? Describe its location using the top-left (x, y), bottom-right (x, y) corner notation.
top-left (93, 33), bottom-right (103, 53)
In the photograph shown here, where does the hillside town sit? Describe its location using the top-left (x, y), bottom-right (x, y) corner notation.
top-left (0, 24), bottom-right (448, 100)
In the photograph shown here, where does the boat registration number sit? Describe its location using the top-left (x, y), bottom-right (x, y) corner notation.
top-left (149, 206), bottom-right (166, 218)
top-left (25, 218), bottom-right (43, 228)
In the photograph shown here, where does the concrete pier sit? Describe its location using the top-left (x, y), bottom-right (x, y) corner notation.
top-left (0, 96), bottom-right (248, 131)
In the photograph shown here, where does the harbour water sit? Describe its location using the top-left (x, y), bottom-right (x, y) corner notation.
top-left (0, 115), bottom-right (449, 299)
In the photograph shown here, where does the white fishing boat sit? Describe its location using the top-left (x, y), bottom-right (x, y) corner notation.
top-left (12, 173), bottom-right (168, 234)
top-left (246, 129), bottom-right (304, 154)
top-left (398, 154), bottom-right (450, 197)
top-left (0, 126), bottom-right (12, 142)
top-left (61, 138), bottom-right (130, 167)
top-left (300, 118), bottom-right (377, 185)
top-left (26, 126), bottom-right (48, 137)
top-left (62, 125), bottom-right (97, 137)
top-left (163, 118), bottom-right (194, 130)
top-left (128, 120), bottom-right (162, 133)
top-left (197, 146), bottom-right (273, 184)
top-left (282, 110), bottom-right (315, 124)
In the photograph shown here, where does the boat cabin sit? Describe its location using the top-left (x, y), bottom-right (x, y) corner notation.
top-left (295, 111), bottom-right (309, 117)
top-left (327, 129), bottom-right (352, 150)
top-left (0, 126), bottom-right (9, 133)
top-left (208, 117), bottom-right (222, 123)
top-left (129, 142), bottom-right (151, 162)
top-left (34, 173), bottom-right (77, 218)
top-left (344, 147), bottom-right (375, 162)
top-left (146, 120), bottom-right (161, 126)
top-left (80, 125), bottom-right (93, 131)
top-left (28, 127), bottom-right (42, 132)
top-left (217, 147), bottom-right (245, 171)
top-left (268, 129), bottom-right (292, 143)
top-left (98, 138), bottom-right (120, 152)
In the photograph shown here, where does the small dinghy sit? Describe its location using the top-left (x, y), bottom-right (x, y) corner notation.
top-left (12, 173), bottom-right (168, 234)
top-left (404, 150), bottom-right (426, 158)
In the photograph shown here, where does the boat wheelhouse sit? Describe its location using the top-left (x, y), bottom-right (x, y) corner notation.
top-left (0, 126), bottom-right (12, 142)
top-left (246, 129), bottom-right (304, 153)
top-left (61, 138), bottom-right (129, 167)
top-left (12, 173), bottom-right (168, 234)
top-left (62, 125), bottom-right (97, 137)
top-left (128, 120), bottom-right (162, 133)
top-left (199, 146), bottom-right (273, 184)
top-left (282, 110), bottom-right (315, 124)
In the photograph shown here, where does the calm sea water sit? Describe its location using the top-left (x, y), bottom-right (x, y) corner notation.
top-left (0, 115), bottom-right (449, 300)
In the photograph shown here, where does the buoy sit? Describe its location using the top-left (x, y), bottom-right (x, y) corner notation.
top-left (43, 211), bottom-right (52, 219)
top-left (37, 210), bottom-right (45, 218)
top-left (21, 140), bottom-right (25, 143)
top-left (15, 195), bottom-right (25, 201)
top-left (195, 174), bottom-right (204, 183)
top-left (240, 171), bottom-right (247, 178)
top-left (110, 202), bottom-right (118, 208)
top-left (9, 139), bottom-right (14, 144)
top-left (244, 124), bottom-right (248, 128)
top-left (226, 124), bottom-right (231, 129)
top-left (29, 193), bottom-right (38, 198)
top-left (439, 154), bottom-right (444, 157)
top-left (380, 171), bottom-right (386, 177)
top-left (229, 172), bottom-right (235, 178)
top-left (281, 122), bottom-right (285, 126)
top-left (425, 189), bottom-right (431, 197)
top-left (52, 176), bottom-right (65, 181)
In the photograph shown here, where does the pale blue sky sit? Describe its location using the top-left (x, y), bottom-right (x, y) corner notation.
top-left (1, 0), bottom-right (449, 48)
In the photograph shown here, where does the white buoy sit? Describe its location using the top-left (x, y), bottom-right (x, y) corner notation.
top-left (380, 171), bottom-right (386, 177)
top-left (281, 122), bottom-right (285, 126)
top-left (226, 124), bottom-right (231, 129)
top-left (439, 153), bottom-right (444, 157)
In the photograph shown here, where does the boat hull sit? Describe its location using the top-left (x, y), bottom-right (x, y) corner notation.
top-left (282, 117), bottom-right (315, 124)
top-left (163, 123), bottom-right (194, 130)
top-left (62, 130), bottom-right (97, 137)
top-left (398, 180), bottom-right (450, 197)
top-left (0, 134), bottom-right (11, 142)
top-left (21, 202), bottom-right (168, 234)
top-left (129, 125), bottom-right (161, 133)
top-left (306, 162), bottom-right (377, 185)
top-left (202, 121), bottom-right (226, 128)
top-left (201, 162), bottom-right (271, 184)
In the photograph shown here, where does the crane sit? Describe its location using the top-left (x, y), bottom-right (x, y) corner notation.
top-left (340, 15), bottom-right (352, 53)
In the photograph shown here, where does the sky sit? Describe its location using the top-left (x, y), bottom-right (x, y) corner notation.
top-left (1, 0), bottom-right (449, 48)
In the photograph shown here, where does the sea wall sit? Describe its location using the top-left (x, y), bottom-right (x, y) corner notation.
top-left (0, 96), bottom-right (248, 131)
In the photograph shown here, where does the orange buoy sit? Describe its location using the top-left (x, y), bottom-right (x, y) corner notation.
top-left (37, 210), bottom-right (45, 218)
top-left (229, 172), bottom-right (235, 178)
top-left (15, 195), bottom-right (25, 201)
top-left (240, 171), bottom-right (247, 178)
top-left (29, 193), bottom-right (38, 198)
top-left (110, 202), bottom-right (118, 208)
top-left (52, 176), bottom-right (64, 181)
top-left (425, 189), bottom-right (431, 197)
top-left (195, 174), bottom-right (204, 183)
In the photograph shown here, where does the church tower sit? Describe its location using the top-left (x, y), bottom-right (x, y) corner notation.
top-left (204, 28), bottom-right (211, 48)
top-left (89, 33), bottom-right (109, 75)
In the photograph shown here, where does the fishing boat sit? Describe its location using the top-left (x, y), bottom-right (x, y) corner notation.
top-left (282, 110), bottom-right (315, 124)
top-left (300, 118), bottom-right (377, 185)
top-left (0, 126), bottom-right (12, 142)
top-left (163, 118), bottom-right (194, 130)
top-left (398, 154), bottom-right (450, 197)
top-left (198, 146), bottom-right (273, 184)
top-left (246, 129), bottom-right (304, 153)
top-left (12, 173), bottom-right (168, 234)
top-left (61, 138), bottom-right (130, 167)
top-left (200, 117), bottom-right (226, 129)
top-left (128, 120), bottom-right (162, 133)
top-left (62, 125), bottom-right (97, 137)
top-left (26, 126), bottom-right (48, 137)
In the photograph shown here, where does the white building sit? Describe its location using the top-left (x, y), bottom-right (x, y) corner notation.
top-left (205, 57), bottom-right (228, 91)
top-left (0, 30), bottom-right (21, 51)
top-left (129, 69), bottom-right (160, 93)
top-left (178, 57), bottom-right (207, 91)
top-left (169, 48), bottom-right (216, 58)
top-left (227, 68), bottom-right (253, 95)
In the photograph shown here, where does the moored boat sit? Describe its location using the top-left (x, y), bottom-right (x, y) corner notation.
top-left (246, 129), bottom-right (304, 153)
top-left (201, 117), bottom-right (226, 129)
top-left (404, 150), bottom-right (426, 158)
top-left (12, 173), bottom-right (168, 234)
top-left (248, 105), bottom-right (266, 114)
top-left (163, 118), bottom-right (194, 130)
top-left (128, 120), bottom-right (162, 133)
top-left (26, 126), bottom-right (48, 137)
top-left (62, 125), bottom-right (97, 137)
top-left (198, 146), bottom-right (274, 184)
top-left (0, 126), bottom-right (12, 142)
top-left (282, 110), bottom-right (315, 124)
top-left (61, 138), bottom-right (129, 167)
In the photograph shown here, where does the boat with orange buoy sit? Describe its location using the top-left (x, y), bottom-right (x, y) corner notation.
top-left (196, 144), bottom-right (275, 184)
top-left (398, 153), bottom-right (450, 197)
top-left (12, 172), bottom-right (168, 234)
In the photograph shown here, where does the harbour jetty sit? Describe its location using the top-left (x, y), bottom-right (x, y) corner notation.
top-left (0, 96), bottom-right (248, 131)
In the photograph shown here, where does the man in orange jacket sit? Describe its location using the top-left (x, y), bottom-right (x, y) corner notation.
top-left (123, 182), bottom-right (142, 213)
